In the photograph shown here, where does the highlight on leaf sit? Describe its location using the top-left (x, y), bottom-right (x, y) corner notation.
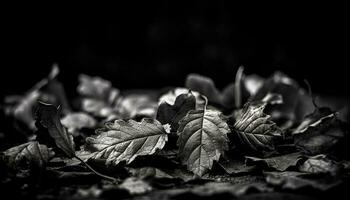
top-left (84, 118), bottom-right (168, 166)
top-left (233, 94), bottom-right (283, 152)
top-left (177, 95), bottom-right (230, 176)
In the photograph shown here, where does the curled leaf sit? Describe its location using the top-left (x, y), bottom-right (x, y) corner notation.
top-left (157, 92), bottom-right (196, 132)
top-left (185, 71), bottom-right (246, 109)
top-left (251, 72), bottom-right (314, 129)
top-left (293, 107), bottom-right (335, 135)
top-left (293, 107), bottom-right (345, 155)
top-left (185, 74), bottom-right (222, 105)
top-left (177, 97), bottom-right (230, 176)
top-left (158, 87), bottom-right (203, 108)
top-left (85, 118), bottom-right (167, 165)
top-left (35, 102), bottom-right (75, 158)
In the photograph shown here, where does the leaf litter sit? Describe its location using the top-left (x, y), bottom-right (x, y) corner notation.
top-left (1, 65), bottom-right (349, 200)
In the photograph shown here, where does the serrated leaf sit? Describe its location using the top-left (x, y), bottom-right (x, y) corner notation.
top-left (157, 92), bottom-right (196, 132)
top-left (85, 118), bottom-right (167, 165)
top-left (2, 141), bottom-right (54, 170)
top-left (233, 99), bottom-right (283, 152)
top-left (35, 102), bottom-right (75, 158)
top-left (177, 97), bottom-right (230, 176)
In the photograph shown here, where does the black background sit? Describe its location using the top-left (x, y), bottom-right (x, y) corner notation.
top-left (2, 4), bottom-right (348, 99)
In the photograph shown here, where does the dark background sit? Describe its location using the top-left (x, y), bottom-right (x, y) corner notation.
top-left (2, 4), bottom-right (348, 99)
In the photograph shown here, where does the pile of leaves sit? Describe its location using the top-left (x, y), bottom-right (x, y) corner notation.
top-left (1, 65), bottom-right (349, 200)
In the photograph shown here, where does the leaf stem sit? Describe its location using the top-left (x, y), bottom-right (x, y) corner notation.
top-left (303, 79), bottom-right (319, 108)
top-left (235, 66), bottom-right (244, 108)
top-left (74, 155), bottom-right (117, 183)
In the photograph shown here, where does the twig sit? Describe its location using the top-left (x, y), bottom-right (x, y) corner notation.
top-left (74, 155), bottom-right (117, 183)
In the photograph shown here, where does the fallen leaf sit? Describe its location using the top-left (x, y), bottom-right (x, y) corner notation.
top-left (118, 94), bottom-right (158, 119)
top-left (4, 65), bottom-right (61, 131)
top-left (78, 74), bottom-right (120, 118)
top-left (61, 112), bottom-right (97, 136)
top-left (177, 96), bottom-right (230, 176)
top-left (11, 91), bottom-right (40, 131)
top-left (185, 68), bottom-right (246, 109)
top-left (80, 99), bottom-right (117, 118)
top-left (293, 108), bottom-right (346, 155)
top-left (128, 167), bottom-right (194, 182)
top-left (35, 102), bottom-right (76, 158)
top-left (293, 107), bottom-right (335, 135)
top-left (85, 118), bottom-right (167, 165)
top-left (251, 71), bottom-right (314, 129)
top-left (233, 99), bottom-right (283, 152)
top-left (185, 73), bottom-right (222, 105)
top-left (219, 159), bottom-right (256, 175)
top-left (245, 152), bottom-right (303, 171)
top-left (299, 154), bottom-right (340, 175)
top-left (173, 181), bottom-right (271, 198)
top-left (157, 92), bottom-right (196, 132)
top-left (158, 87), bottom-right (203, 108)
top-left (243, 74), bottom-right (264, 96)
top-left (77, 74), bottom-right (120, 104)
top-left (118, 177), bottom-right (152, 195)
top-left (265, 171), bottom-right (341, 191)
top-left (2, 141), bottom-right (54, 170)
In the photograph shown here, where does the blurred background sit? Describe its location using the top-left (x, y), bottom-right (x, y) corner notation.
top-left (1, 3), bottom-right (348, 99)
